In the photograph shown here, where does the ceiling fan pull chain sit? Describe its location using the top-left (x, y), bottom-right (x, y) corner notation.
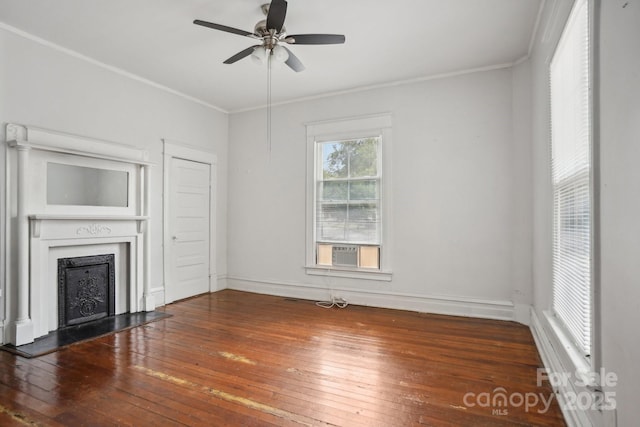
top-left (267, 51), bottom-right (272, 160)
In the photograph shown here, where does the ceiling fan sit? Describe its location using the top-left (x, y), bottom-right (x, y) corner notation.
top-left (194, 0), bottom-right (345, 72)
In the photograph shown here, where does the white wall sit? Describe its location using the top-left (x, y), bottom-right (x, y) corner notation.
top-left (227, 67), bottom-right (531, 320)
top-left (598, 0), bottom-right (640, 425)
top-left (529, 0), bottom-right (640, 425)
top-left (0, 26), bottom-right (229, 324)
top-left (0, 27), bottom-right (6, 325)
top-left (530, 0), bottom-right (570, 316)
top-left (511, 60), bottom-right (534, 317)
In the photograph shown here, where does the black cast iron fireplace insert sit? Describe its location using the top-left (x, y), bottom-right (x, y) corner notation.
top-left (57, 254), bottom-right (116, 327)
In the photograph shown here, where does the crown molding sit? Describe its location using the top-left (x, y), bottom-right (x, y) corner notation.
top-left (0, 22), bottom-right (228, 114)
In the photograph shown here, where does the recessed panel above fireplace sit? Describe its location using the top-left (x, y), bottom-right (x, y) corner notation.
top-left (47, 163), bottom-right (129, 207)
top-left (58, 254), bottom-right (116, 327)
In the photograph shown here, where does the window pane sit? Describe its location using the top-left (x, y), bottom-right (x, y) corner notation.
top-left (317, 223), bottom-right (346, 241)
top-left (349, 180), bottom-right (379, 200)
top-left (349, 202), bottom-right (379, 222)
top-left (322, 138), bottom-right (379, 179)
top-left (317, 203), bottom-right (347, 241)
top-left (322, 142), bottom-right (348, 179)
top-left (348, 138), bottom-right (378, 178)
top-left (318, 181), bottom-right (348, 201)
top-left (346, 221), bottom-right (379, 243)
top-left (347, 202), bottom-right (380, 243)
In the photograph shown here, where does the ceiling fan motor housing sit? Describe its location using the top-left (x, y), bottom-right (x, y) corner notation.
top-left (254, 20), bottom-right (286, 39)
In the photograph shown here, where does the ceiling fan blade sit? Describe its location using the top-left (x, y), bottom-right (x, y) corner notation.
top-left (193, 20), bottom-right (255, 38)
top-left (224, 45), bottom-right (262, 64)
top-left (285, 34), bottom-right (346, 45)
top-left (282, 46), bottom-right (305, 72)
top-left (266, 0), bottom-right (288, 32)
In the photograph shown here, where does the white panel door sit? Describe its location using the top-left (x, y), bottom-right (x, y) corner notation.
top-left (166, 157), bottom-right (211, 302)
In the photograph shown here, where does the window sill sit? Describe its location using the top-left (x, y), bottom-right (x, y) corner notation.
top-left (305, 265), bottom-right (392, 281)
top-left (543, 310), bottom-right (593, 382)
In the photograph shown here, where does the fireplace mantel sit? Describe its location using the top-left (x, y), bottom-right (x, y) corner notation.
top-left (29, 215), bottom-right (149, 238)
top-left (30, 215), bottom-right (150, 220)
top-left (4, 123), bottom-right (154, 346)
top-left (6, 123), bottom-right (150, 165)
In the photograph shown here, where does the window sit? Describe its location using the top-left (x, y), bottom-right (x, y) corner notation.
top-left (550, 0), bottom-right (592, 359)
top-left (306, 114), bottom-right (392, 280)
top-left (316, 137), bottom-right (381, 268)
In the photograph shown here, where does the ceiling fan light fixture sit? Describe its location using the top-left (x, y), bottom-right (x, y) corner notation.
top-left (251, 44), bottom-right (289, 67)
top-left (251, 46), bottom-right (267, 65)
top-left (272, 44), bottom-right (289, 63)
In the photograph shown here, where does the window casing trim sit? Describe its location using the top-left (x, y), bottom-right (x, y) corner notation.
top-left (305, 113), bottom-right (392, 279)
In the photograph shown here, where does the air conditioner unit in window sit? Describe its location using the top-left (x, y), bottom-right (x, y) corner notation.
top-left (332, 245), bottom-right (358, 267)
top-left (317, 243), bottom-right (380, 269)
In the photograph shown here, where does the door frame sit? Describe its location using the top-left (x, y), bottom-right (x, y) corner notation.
top-left (162, 140), bottom-right (217, 304)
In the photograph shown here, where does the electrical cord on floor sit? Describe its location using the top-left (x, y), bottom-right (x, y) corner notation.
top-left (315, 296), bottom-right (348, 309)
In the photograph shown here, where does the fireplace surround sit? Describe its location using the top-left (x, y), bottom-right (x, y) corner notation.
top-left (3, 124), bottom-right (154, 346)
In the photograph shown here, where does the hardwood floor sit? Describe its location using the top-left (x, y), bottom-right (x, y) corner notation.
top-left (0, 290), bottom-right (566, 426)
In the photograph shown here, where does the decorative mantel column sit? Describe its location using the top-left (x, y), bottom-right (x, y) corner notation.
top-left (14, 143), bottom-right (35, 345)
top-left (142, 164), bottom-right (154, 311)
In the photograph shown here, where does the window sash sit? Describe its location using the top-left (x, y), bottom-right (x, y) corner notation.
top-left (550, 0), bottom-right (592, 358)
top-left (315, 137), bottom-right (382, 255)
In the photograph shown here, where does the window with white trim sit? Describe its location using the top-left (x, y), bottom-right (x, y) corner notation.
top-left (550, 0), bottom-right (593, 359)
top-left (316, 137), bottom-right (381, 268)
top-left (305, 114), bottom-right (392, 281)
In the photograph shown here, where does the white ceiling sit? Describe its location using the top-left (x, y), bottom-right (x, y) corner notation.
top-left (0, 0), bottom-right (542, 112)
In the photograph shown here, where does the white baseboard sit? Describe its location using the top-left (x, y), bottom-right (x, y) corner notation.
top-left (2, 321), bottom-right (17, 346)
top-left (225, 275), bottom-right (520, 322)
top-left (514, 303), bottom-right (532, 325)
top-left (216, 274), bottom-right (228, 292)
top-left (149, 286), bottom-right (165, 308)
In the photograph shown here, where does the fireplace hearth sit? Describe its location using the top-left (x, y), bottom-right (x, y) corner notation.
top-left (58, 254), bottom-right (116, 327)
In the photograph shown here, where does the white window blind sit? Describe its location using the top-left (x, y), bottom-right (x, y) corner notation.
top-left (550, 0), bottom-right (592, 357)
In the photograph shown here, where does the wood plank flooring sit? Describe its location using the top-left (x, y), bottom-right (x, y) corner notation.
top-left (0, 290), bottom-right (566, 426)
